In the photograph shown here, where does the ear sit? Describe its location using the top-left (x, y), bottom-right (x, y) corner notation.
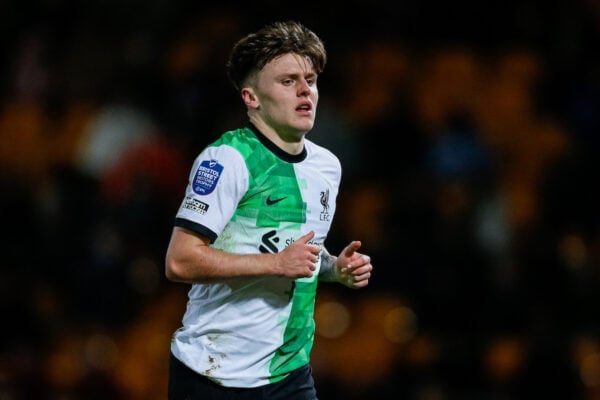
top-left (241, 88), bottom-right (259, 109)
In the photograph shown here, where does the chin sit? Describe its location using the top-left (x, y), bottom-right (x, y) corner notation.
top-left (296, 120), bottom-right (315, 132)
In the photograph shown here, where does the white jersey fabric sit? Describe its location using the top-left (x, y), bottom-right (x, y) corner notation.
top-left (170, 125), bottom-right (341, 388)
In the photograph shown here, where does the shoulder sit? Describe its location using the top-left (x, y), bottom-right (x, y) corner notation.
top-left (210, 127), bottom-right (260, 153)
top-left (304, 139), bottom-right (341, 167)
top-left (191, 127), bottom-right (260, 168)
top-left (189, 128), bottom-right (256, 178)
top-left (303, 139), bottom-right (342, 186)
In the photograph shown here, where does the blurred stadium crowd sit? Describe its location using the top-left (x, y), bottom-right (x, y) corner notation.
top-left (1, 1), bottom-right (600, 399)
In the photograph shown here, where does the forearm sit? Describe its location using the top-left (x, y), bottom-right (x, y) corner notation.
top-left (165, 228), bottom-right (279, 283)
top-left (318, 247), bottom-right (339, 282)
top-left (171, 248), bottom-right (279, 284)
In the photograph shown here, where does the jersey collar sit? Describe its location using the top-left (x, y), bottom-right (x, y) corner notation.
top-left (248, 124), bottom-right (308, 163)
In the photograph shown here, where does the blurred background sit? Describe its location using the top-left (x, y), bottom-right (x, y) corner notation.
top-left (1, 0), bottom-right (599, 399)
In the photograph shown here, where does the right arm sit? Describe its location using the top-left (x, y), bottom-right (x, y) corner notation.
top-left (165, 227), bottom-right (321, 284)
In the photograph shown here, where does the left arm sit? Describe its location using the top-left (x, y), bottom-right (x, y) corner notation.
top-left (319, 241), bottom-right (372, 289)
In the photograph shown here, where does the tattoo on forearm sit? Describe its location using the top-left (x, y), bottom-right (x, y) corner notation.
top-left (319, 251), bottom-right (337, 282)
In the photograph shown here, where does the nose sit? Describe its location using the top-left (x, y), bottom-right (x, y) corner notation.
top-left (297, 79), bottom-right (311, 96)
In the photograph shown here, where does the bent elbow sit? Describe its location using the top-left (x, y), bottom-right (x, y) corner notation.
top-left (165, 255), bottom-right (184, 282)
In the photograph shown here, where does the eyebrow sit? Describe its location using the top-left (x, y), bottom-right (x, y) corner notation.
top-left (276, 71), bottom-right (317, 80)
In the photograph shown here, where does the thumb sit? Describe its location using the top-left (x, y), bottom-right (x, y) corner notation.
top-left (342, 241), bottom-right (361, 258)
top-left (297, 230), bottom-right (316, 244)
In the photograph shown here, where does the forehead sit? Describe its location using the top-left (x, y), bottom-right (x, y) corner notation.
top-left (262, 53), bottom-right (316, 75)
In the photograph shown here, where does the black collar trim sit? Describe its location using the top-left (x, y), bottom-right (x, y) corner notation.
top-left (248, 124), bottom-right (307, 163)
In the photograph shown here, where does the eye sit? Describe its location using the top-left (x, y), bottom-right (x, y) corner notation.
top-left (282, 79), bottom-right (294, 86)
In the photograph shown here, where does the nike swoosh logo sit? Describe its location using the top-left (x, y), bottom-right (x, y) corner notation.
top-left (266, 195), bottom-right (288, 206)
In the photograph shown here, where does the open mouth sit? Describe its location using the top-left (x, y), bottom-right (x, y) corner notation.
top-left (296, 103), bottom-right (312, 112)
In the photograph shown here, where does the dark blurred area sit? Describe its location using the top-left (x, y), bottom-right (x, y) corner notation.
top-left (1, 0), bottom-right (600, 399)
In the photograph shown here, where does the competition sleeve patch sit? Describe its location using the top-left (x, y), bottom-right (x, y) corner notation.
top-left (192, 159), bottom-right (224, 195)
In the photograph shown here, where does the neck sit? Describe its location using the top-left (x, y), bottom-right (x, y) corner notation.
top-left (249, 117), bottom-right (306, 155)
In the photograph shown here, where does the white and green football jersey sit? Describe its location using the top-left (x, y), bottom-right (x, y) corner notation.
top-left (170, 125), bottom-right (341, 388)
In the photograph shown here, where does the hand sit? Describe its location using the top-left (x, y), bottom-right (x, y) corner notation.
top-left (336, 241), bottom-right (372, 289)
top-left (277, 231), bottom-right (321, 279)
